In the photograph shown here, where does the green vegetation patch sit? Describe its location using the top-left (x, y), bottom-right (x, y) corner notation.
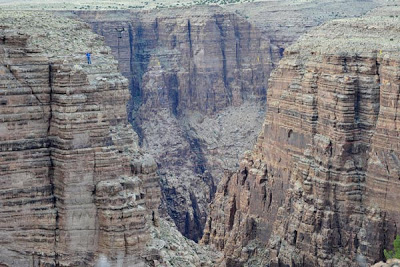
top-left (384, 235), bottom-right (400, 261)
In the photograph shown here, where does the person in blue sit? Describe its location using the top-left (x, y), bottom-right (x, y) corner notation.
top-left (86, 52), bottom-right (92, 64)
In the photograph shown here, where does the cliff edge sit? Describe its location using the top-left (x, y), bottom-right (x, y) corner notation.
top-left (202, 5), bottom-right (400, 266)
top-left (0, 11), bottom-right (160, 266)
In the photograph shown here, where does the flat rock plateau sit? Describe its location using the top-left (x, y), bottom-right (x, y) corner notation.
top-left (0, 0), bottom-right (399, 266)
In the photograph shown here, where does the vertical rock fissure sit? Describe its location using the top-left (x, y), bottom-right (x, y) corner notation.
top-left (269, 45), bottom-right (275, 69)
top-left (234, 22), bottom-right (241, 68)
top-left (128, 23), bottom-right (144, 145)
top-left (342, 56), bottom-right (348, 73)
top-left (187, 19), bottom-right (192, 55)
top-left (8, 64), bottom-right (46, 114)
top-left (374, 57), bottom-right (381, 130)
top-left (394, 84), bottom-right (400, 129)
top-left (189, 191), bottom-right (203, 243)
top-left (187, 19), bottom-right (194, 103)
top-left (48, 63), bottom-right (58, 266)
top-left (128, 23), bottom-right (135, 120)
top-left (215, 16), bottom-right (231, 104)
top-left (154, 18), bottom-right (159, 42)
top-left (228, 195), bottom-right (237, 231)
top-left (376, 59), bottom-right (381, 84)
top-left (167, 74), bottom-right (179, 116)
top-left (184, 128), bottom-right (216, 198)
top-left (178, 126), bottom-right (216, 241)
top-left (47, 64), bottom-right (53, 135)
top-left (354, 83), bottom-right (361, 125)
top-left (267, 192), bottom-right (273, 210)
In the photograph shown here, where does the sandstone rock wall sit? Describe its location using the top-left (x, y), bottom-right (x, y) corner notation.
top-left (0, 29), bottom-right (56, 267)
top-left (73, 7), bottom-right (271, 242)
top-left (0, 12), bottom-right (160, 266)
top-left (75, 7), bottom-right (271, 116)
top-left (202, 6), bottom-right (400, 266)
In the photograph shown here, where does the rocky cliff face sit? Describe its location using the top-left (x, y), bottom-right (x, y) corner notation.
top-left (226, 0), bottom-right (380, 65)
top-left (73, 7), bottom-right (271, 242)
top-left (202, 6), bottom-right (400, 266)
top-left (75, 7), bottom-right (271, 116)
top-left (3, 3), bottom-right (394, 267)
top-left (0, 11), bottom-right (160, 266)
top-left (71, 2), bottom-right (385, 242)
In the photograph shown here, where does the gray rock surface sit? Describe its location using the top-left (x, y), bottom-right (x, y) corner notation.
top-left (74, 7), bottom-right (271, 241)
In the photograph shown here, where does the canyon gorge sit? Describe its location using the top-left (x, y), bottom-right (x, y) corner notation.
top-left (0, 0), bottom-right (399, 266)
top-left (71, 0), bottom-right (380, 243)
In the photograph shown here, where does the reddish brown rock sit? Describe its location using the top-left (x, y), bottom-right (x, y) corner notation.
top-left (202, 5), bottom-right (400, 267)
top-left (0, 11), bottom-right (160, 266)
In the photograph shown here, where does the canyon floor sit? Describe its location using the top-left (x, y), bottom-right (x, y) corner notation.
top-left (0, 0), bottom-right (399, 266)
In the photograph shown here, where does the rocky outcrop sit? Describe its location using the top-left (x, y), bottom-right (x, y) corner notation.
top-left (372, 259), bottom-right (400, 267)
top-left (0, 11), bottom-right (160, 266)
top-left (72, 7), bottom-right (271, 241)
top-left (144, 218), bottom-right (221, 267)
top-left (202, 5), bottom-right (400, 266)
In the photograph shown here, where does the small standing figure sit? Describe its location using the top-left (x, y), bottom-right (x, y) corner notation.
top-left (86, 52), bottom-right (92, 64)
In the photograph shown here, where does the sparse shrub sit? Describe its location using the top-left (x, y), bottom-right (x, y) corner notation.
top-left (384, 235), bottom-right (400, 260)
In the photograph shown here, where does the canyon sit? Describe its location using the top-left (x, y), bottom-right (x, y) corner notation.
top-left (71, 0), bottom-right (380, 242)
top-left (71, 7), bottom-right (271, 242)
top-left (0, 11), bottom-right (218, 267)
top-left (0, 0), bottom-right (399, 266)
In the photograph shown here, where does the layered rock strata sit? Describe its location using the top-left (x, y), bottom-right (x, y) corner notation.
top-left (0, 11), bottom-right (160, 266)
top-left (73, 7), bottom-right (271, 241)
top-left (71, 2), bottom-right (385, 241)
top-left (75, 7), bottom-right (271, 116)
top-left (226, 0), bottom-right (380, 65)
top-left (202, 6), bottom-right (400, 266)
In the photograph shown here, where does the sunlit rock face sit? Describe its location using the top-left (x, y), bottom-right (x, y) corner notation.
top-left (0, 11), bottom-right (160, 266)
top-left (202, 5), bottom-right (400, 266)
